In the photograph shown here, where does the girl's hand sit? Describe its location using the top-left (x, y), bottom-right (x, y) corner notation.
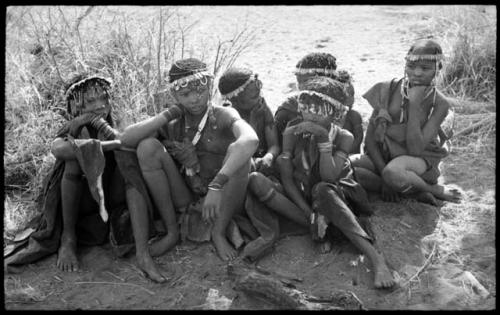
top-left (202, 189), bottom-right (223, 224)
top-left (255, 153), bottom-right (274, 172)
top-left (292, 121), bottom-right (329, 143)
top-left (407, 85), bottom-right (430, 106)
top-left (69, 112), bottom-right (100, 137)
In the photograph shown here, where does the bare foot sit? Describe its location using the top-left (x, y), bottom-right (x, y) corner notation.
top-left (373, 254), bottom-right (396, 289)
top-left (414, 191), bottom-right (442, 206)
top-left (136, 254), bottom-right (167, 283)
top-left (56, 236), bottom-right (79, 272)
top-left (212, 233), bottom-right (237, 261)
top-left (434, 185), bottom-right (462, 203)
top-left (149, 232), bottom-right (179, 257)
top-left (319, 240), bottom-right (332, 254)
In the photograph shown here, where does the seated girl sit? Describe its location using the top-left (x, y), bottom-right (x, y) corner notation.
top-left (247, 76), bottom-right (396, 289)
top-left (349, 39), bottom-right (461, 205)
top-left (276, 52), bottom-right (363, 154)
top-left (119, 58), bottom-right (259, 265)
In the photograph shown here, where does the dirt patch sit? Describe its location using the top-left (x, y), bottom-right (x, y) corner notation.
top-left (4, 5), bottom-right (495, 310)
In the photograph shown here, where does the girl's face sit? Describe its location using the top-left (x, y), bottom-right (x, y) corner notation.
top-left (296, 74), bottom-right (315, 90)
top-left (231, 79), bottom-right (262, 111)
top-left (405, 60), bottom-right (437, 86)
top-left (80, 84), bottom-right (111, 118)
top-left (173, 79), bottom-right (211, 115)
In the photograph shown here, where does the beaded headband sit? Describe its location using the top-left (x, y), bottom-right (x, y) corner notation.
top-left (64, 75), bottom-right (112, 100)
top-left (169, 70), bottom-right (213, 91)
top-left (405, 54), bottom-right (444, 62)
top-left (296, 90), bottom-right (348, 117)
top-left (293, 67), bottom-right (338, 76)
top-left (220, 73), bottom-right (258, 99)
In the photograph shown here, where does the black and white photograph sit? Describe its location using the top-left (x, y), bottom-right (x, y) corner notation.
top-left (4, 5), bottom-right (496, 310)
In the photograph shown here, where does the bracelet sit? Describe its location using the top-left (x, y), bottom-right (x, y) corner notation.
top-left (279, 152), bottom-right (292, 160)
top-left (208, 172), bottom-right (229, 190)
top-left (317, 142), bottom-right (333, 153)
top-left (208, 186), bottom-right (222, 191)
top-left (334, 150), bottom-right (348, 160)
top-left (91, 117), bottom-right (116, 140)
top-left (310, 212), bottom-right (316, 224)
top-left (161, 105), bottom-right (182, 122)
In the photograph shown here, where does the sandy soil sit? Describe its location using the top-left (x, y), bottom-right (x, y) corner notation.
top-left (4, 5), bottom-right (496, 310)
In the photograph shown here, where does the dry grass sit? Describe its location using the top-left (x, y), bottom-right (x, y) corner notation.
top-left (4, 6), bottom-right (258, 235)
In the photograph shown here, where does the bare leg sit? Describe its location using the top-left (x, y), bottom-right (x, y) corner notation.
top-left (212, 163), bottom-right (250, 261)
top-left (383, 156), bottom-right (461, 203)
top-left (137, 138), bottom-right (185, 257)
top-left (57, 160), bottom-right (82, 272)
top-left (350, 154), bottom-right (383, 193)
top-left (248, 172), bottom-right (308, 227)
top-left (125, 186), bottom-right (166, 283)
top-left (313, 182), bottom-right (396, 289)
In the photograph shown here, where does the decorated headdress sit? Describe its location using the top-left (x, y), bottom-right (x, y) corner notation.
top-left (218, 67), bottom-right (259, 100)
top-left (405, 39), bottom-right (444, 64)
top-left (294, 52), bottom-right (338, 77)
top-left (297, 76), bottom-right (349, 125)
top-left (64, 74), bottom-right (112, 118)
top-left (168, 58), bottom-right (214, 91)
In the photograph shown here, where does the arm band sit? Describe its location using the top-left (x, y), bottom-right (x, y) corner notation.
top-left (334, 150), bottom-right (349, 161)
top-left (317, 142), bottom-right (333, 153)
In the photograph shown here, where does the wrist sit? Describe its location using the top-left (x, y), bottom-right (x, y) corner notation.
top-left (317, 141), bottom-right (333, 153)
top-left (208, 172), bottom-right (229, 191)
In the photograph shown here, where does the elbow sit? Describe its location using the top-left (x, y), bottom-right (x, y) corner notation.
top-left (50, 138), bottom-right (66, 159)
top-left (248, 136), bottom-right (260, 153)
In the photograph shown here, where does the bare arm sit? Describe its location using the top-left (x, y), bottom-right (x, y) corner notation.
top-left (119, 106), bottom-right (182, 148)
top-left (319, 129), bottom-right (353, 183)
top-left (364, 120), bottom-right (387, 175)
top-left (51, 137), bottom-right (120, 160)
top-left (277, 132), bottom-right (313, 218)
top-left (262, 124), bottom-right (281, 162)
top-left (406, 87), bottom-right (449, 155)
top-left (348, 111), bottom-right (364, 153)
top-left (217, 119), bottom-right (259, 177)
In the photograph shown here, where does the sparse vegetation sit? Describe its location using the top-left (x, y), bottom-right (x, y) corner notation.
top-left (4, 6), bottom-right (258, 236)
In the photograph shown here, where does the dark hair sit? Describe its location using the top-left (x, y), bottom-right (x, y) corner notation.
top-left (296, 52), bottom-right (337, 71)
top-left (218, 67), bottom-right (254, 96)
top-left (168, 58), bottom-right (208, 83)
top-left (301, 76), bottom-right (348, 105)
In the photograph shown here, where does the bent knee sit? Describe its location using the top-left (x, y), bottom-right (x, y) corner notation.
top-left (312, 182), bottom-right (338, 201)
top-left (382, 165), bottom-right (408, 191)
top-left (248, 172), bottom-right (275, 201)
top-left (136, 138), bottom-right (165, 163)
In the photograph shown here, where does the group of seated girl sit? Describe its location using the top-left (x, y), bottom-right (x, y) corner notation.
top-left (5, 39), bottom-right (461, 291)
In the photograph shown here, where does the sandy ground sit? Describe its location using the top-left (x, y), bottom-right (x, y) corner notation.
top-left (4, 5), bottom-right (496, 310)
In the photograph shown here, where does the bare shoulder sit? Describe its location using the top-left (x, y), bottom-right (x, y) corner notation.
top-left (335, 128), bottom-right (354, 152)
top-left (434, 90), bottom-right (453, 112)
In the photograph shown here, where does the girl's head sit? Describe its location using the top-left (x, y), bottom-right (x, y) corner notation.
top-left (294, 52), bottom-right (337, 90)
top-left (404, 39), bottom-right (444, 87)
top-left (218, 67), bottom-right (263, 111)
top-left (168, 58), bottom-right (214, 115)
top-left (65, 74), bottom-right (112, 120)
top-left (297, 76), bottom-right (349, 128)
